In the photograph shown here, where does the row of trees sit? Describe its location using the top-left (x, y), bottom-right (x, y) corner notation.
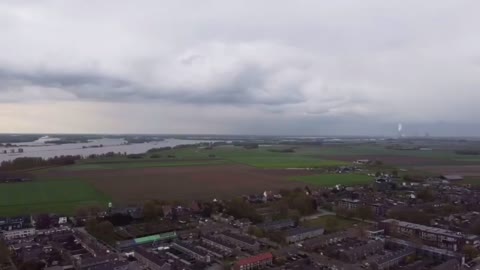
top-left (0, 155), bottom-right (82, 171)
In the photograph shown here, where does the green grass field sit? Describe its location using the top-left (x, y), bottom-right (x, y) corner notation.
top-left (62, 159), bottom-right (229, 171)
top-left (290, 173), bottom-right (373, 187)
top-left (60, 146), bottom-right (348, 170)
top-left (0, 181), bottom-right (109, 216)
top-left (149, 146), bottom-right (347, 169)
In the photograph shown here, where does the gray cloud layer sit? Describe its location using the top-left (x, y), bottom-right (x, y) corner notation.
top-left (1, 0), bottom-right (480, 135)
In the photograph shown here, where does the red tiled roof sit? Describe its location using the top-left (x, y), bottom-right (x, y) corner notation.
top-left (236, 252), bottom-right (273, 266)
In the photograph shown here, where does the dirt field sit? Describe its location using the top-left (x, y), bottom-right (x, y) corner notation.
top-left (412, 165), bottom-right (480, 176)
top-left (40, 165), bottom-right (315, 203)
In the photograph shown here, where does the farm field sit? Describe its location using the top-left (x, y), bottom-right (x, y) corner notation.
top-left (62, 159), bottom-right (229, 171)
top-left (37, 165), bottom-right (314, 203)
top-left (7, 143), bottom-right (480, 216)
top-left (146, 146), bottom-right (348, 169)
top-left (411, 165), bottom-right (480, 177)
top-left (290, 173), bottom-right (373, 187)
top-left (0, 181), bottom-right (109, 216)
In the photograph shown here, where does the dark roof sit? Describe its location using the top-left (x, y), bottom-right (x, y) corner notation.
top-left (222, 231), bottom-right (256, 245)
top-left (202, 235), bottom-right (237, 249)
top-left (259, 219), bottom-right (294, 229)
top-left (285, 226), bottom-right (324, 237)
top-left (173, 241), bottom-right (208, 256)
top-left (84, 261), bottom-right (130, 270)
top-left (134, 248), bottom-right (167, 267)
top-left (236, 252), bottom-right (273, 266)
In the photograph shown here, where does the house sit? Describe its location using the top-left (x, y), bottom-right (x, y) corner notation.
top-left (211, 213), bottom-right (234, 224)
top-left (233, 218), bottom-right (252, 229)
top-left (284, 226), bottom-right (324, 243)
top-left (354, 159), bottom-right (370, 165)
top-left (337, 199), bottom-right (361, 210)
top-left (233, 252), bottom-right (273, 270)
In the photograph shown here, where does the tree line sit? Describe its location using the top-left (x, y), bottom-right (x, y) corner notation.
top-left (0, 155), bottom-right (82, 171)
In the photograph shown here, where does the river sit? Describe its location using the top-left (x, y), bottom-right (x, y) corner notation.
top-left (0, 137), bottom-right (214, 162)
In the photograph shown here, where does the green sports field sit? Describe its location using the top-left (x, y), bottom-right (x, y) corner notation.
top-left (0, 181), bottom-right (109, 216)
top-left (290, 173), bottom-right (373, 187)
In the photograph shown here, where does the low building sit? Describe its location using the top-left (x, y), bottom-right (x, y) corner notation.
top-left (134, 248), bottom-right (169, 270)
top-left (284, 227), bottom-right (324, 243)
top-left (219, 231), bottom-right (259, 251)
top-left (0, 215), bottom-right (31, 231)
top-left (1, 227), bottom-right (36, 240)
top-left (337, 199), bottom-right (361, 210)
top-left (202, 235), bottom-right (236, 254)
top-left (116, 231), bottom-right (177, 251)
top-left (339, 240), bottom-right (384, 263)
top-left (381, 219), bottom-right (480, 251)
top-left (258, 219), bottom-right (295, 231)
top-left (303, 230), bottom-right (354, 251)
top-left (171, 241), bottom-right (211, 263)
top-left (233, 252), bottom-right (273, 270)
top-left (368, 248), bottom-right (415, 270)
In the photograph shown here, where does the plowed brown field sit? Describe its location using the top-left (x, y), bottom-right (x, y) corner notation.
top-left (41, 165), bottom-right (316, 202)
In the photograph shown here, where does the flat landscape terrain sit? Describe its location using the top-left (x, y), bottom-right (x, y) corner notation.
top-left (38, 164), bottom-right (313, 203)
top-left (290, 173), bottom-right (373, 187)
top-left (4, 141), bottom-right (480, 216)
top-left (0, 181), bottom-right (109, 216)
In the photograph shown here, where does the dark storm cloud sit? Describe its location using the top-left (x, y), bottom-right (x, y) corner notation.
top-left (0, 64), bottom-right (305, 106)
top-left (1, 0), bottom-right (480, 135)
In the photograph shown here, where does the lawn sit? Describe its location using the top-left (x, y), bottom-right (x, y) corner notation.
top-left (302, 215), bottom-right (360, 232)
top-left (290, 173), bottom-right (373, 187)
top-left (0, 181), bottom-right (109, 216)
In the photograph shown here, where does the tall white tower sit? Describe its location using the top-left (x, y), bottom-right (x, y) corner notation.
top-left (398, 123), bottom-right (403, 138)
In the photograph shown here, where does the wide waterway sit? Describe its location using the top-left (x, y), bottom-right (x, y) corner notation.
top-left (0, 137), bottom-right (213, 162)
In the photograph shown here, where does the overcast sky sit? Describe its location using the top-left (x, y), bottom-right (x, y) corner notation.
top-left (1, 1), bottom-right (480, 136)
